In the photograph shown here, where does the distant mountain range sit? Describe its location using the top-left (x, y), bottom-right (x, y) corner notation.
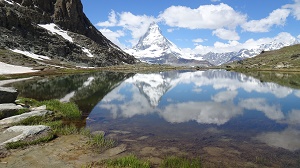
top-left (125, 23), bottom-right (299, 66)
top-left (200, 34), bottom-right (299, 65)
top-left (125, 22), bottom-right (212, 67)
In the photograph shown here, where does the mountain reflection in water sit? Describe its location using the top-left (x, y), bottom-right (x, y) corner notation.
top-left (87, 70), bottom-right (300, 152)
top-left (5, 70), bottom-right (300, 166)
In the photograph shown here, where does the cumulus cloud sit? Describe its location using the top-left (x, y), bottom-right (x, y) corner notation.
top-left (191, 32), bottom-right (296, 54)
top-left (96, 10), bottom-right (156, 46)
top-left (192, 38), bottom-right (205, 43)
top-left (159, 3), bottom-right (246, 30)
top-left (239, 98), bottom-right (284, 121)
top-left (160, 101), bottom-right (243, 125)
top-left (212, 90), bottom-right (238, 102)
top-left (99, 28), bottom-right (125, 48)
top-left (242, 9), bottom-right (290, 32)
top-left (96, 10), bottom-right (118, 27)
top-left (283, 0), bottom-right (300, 20)
top-left (287, 109), bottom-right (300, 125)
top-left (212, 28), bottom-right (240, 40)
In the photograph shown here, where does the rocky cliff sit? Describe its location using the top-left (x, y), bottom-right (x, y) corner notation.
top-left (0, 0), bottom-right (138, 67)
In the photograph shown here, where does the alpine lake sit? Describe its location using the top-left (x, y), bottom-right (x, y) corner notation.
top-left (4, 69), bottom-right (300, 167)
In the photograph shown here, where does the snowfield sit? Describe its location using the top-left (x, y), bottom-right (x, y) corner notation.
top-left (11, 49), bottom-right (51, 60)
top-left (38, 23), bottom-right (73, 42)
top-left (0, 61), bottom-right (38, 74)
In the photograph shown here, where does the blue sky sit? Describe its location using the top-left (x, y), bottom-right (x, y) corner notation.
top-left (81, 0), bottom-right (300, 54)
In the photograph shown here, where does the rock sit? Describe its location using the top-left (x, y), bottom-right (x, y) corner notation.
top-left (0, 103), bottom-right (24, 119)
top-left (0, 125), bottom-right (51, 146)
top-left (0, 109), bottom-right (52, 125)
top-left (0, 87), bottom-right (18, 104)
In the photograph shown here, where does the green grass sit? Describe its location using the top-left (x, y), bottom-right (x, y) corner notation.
top-left (160, 156), bottom-right (202, 168)
top-left (5, 133), bottom-right (56, 149)
top-left (105, 155), bottom-right (151, 168)
top-left (17, 98), bottom-right (82, 119)
top-left (87, 132), bottom-right (115, 151)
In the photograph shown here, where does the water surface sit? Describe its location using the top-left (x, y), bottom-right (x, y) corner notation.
top-left (5, 70), bottom-right (300, 167)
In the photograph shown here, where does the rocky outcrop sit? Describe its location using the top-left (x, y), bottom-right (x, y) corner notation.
top-left (0, 106), bottom-right (52, 125)
top-left (0, 103), bottom-right (23, 119)
top-left (0, 87), bottom-right (18, 104)
top-left (0, 125), bottom-right (51, 146)
top-left (0, 0), bottom-right (138, 67)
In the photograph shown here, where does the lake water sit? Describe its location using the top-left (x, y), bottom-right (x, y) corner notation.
top-left (5, 70), bottom-right (300, 167)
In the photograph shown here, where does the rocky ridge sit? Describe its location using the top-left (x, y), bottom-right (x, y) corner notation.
top-left (0, 0), bottom-right (138, 67)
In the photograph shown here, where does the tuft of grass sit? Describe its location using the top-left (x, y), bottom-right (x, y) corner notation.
top-left (5, 133), bottom-right (56, 149)
top-left (88, 133), bottom-right (115, 150)
top-left (160, 156), bottom-right (202, 168)
top-left (39, 99), bottom-right (82, 120)
top-left (17, 98), bottom-right (82, 120)
top-left (105, 154), bottom-right (151, 168)
top-left (57, 124), bottom-right (78, 135)
top-left (15, 116), bottom-right (48, 125)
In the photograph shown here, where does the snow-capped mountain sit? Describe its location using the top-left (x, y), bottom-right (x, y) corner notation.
top-left (201, 33), bottom-right (299, 65)
top-left (125, 22), bottom-right (212, 67)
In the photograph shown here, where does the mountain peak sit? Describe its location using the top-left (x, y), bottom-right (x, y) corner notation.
top-left (125, 23), bottom-right (210, 66)
top-left (133, 22), bottom-right (172, 51)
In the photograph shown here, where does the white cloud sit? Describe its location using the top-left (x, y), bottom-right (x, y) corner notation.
top-left (96, 10), bottom-right (118, 27)
top-left (212, 90), bottom-right (238, 102)
top-left (159, 3), bottom-right (246, 30)
top-left (242, 9), bottom-right (290, 32)
top-left (297, 34), bottom-right (300, 40)
top-left (99, 28), bottom-right (125, 48)
top-left (212, 28), bottom-right (240, 40)
top-left (192, 38), bottom-right (205, 43)
top-left (96, 10), bottom-right (156, 46)
top-left (160, 101), bottom-right (243, 125)
top-left (287, 109), bottom-right (300, 125)
top-left (283, 0), bottom-right (300, 20)
top-left (239, 98), bottom-right (284, 121)
top-left (191, 32), bottom-right (296, 54)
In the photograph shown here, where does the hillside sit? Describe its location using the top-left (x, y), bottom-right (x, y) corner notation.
top-left (0, 0), bottom-right (138, 68)
top-left (225, 44), bottom-right (300, 70)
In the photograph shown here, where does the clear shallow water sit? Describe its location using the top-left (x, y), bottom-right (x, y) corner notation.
top-left (5, 70), bottom-right (300, 166)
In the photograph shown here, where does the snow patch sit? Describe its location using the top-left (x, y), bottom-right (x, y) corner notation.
top-left (3, 0), bottom-right (13, 5)
top-left (38, 23), bottom-right (73, 42)
top-left (0, 61), bottom-right (38, 74)
top-left (11, 49), bottom-right (51, 60)
top-left (82, 47), bottom-right (94, 57)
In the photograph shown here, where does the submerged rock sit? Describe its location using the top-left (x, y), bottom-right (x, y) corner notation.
top-left (0, 87), bottom-right (18, 104)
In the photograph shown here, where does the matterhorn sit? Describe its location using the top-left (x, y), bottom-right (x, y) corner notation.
top-left (125, 22), bottom-right (212, 67)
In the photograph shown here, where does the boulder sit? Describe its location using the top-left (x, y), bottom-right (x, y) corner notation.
top-left (0, 108), bottom-right (52, 125)
top-left (0, 125), bottom-right (51, 146)
top-left (0, 87), bottom-right (18, 104)
top-left (0, 103), bottom-right (23, 119)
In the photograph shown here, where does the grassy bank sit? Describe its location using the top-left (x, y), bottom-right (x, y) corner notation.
top-left (5, 98), bottom-right (115, 150)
